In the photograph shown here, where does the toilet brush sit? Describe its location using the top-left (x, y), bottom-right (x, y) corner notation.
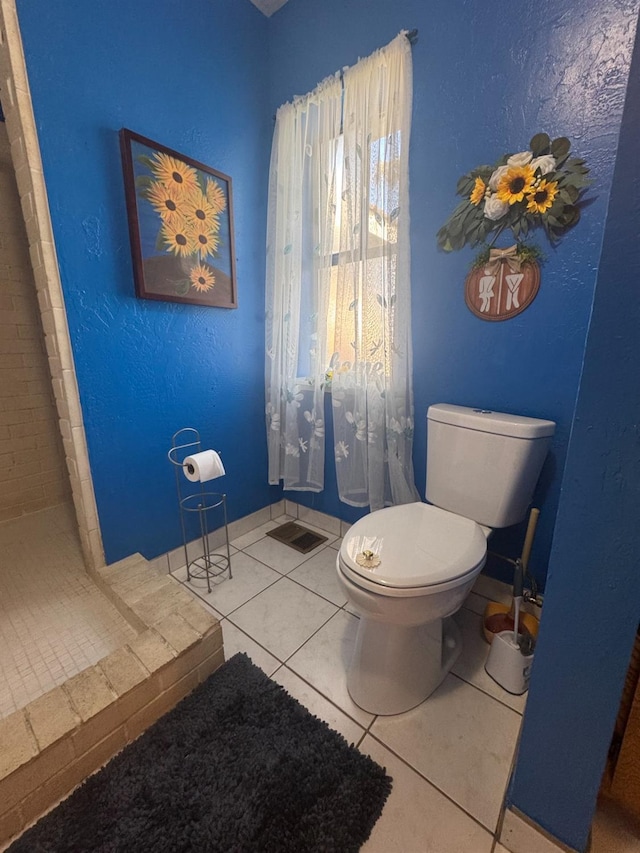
top-left (482, 507), bottom-right (541, 644)
top-left (484, 559), bottom-right (535, 694)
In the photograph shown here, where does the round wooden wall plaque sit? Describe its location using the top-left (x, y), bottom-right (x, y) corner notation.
top-left (464, 258), bottom-right (540, 321)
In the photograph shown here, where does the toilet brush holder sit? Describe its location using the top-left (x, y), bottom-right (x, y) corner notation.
top-left (485, 630), bottom-right (535, 695)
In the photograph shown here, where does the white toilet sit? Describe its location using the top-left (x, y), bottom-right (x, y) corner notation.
top-left (336, 403), bottom-right (555, 715)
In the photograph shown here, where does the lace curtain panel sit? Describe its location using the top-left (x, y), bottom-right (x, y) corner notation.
top-left (265, 32), bottom-right (419, 509)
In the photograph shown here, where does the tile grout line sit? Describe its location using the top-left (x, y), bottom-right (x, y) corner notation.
top-left (449, 669), bottom-right (525, 717)
top-left (362, 727), bottom-right (503, 840)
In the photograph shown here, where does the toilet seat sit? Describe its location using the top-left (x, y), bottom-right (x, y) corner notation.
top-left (338, 502), bottom-right (487, 598)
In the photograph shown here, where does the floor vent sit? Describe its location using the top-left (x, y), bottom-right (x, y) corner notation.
top-left (266, 521), bottom-right (328, 554)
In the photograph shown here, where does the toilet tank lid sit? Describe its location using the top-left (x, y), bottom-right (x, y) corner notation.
top-left (427, 403), bottom-right (555, 439)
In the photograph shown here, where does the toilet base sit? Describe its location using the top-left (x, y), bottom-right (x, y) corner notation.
top-left (346, 616), bottom-right (461, 715)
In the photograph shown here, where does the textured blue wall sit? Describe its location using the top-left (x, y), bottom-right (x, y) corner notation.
top-left (268, 0), bottom-right (640, 587)
top-left (509, 17), bottom-right (640, 849)
top-left (16, 0), bottom-right (278, 563)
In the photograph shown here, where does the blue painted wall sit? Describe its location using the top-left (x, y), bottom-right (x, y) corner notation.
top-left (509, 17), bottom-right (640, 849)
top-left (16, 0), bottom-right (279, 563)
top-left (268, 0), bottom-right (640, 588)
top-left (12, 0), bottom-right (640, 845)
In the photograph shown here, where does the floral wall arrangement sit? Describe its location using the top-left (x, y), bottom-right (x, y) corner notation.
top-left (437, 133), bottom-right (590, 320)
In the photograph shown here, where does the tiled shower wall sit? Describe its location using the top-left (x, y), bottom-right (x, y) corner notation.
top-left (0, 122), bottom-right (69, 521)
top-left (0, 0), bottom-right (104, 568)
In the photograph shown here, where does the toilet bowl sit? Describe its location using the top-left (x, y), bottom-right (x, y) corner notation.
top-left (336, 502), bottom-right (488, 715)
top-left (335, 403), bottom-right (556, 716)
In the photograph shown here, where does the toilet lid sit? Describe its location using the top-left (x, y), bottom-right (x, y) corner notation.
top-left (340, 503), bottom-right (487, 589)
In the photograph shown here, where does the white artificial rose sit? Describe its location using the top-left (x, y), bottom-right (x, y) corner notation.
top-left (488, 164), bottom-right (509, 190)
top-left (530, 154), bottom-right (557, 175)
top-left (507, 150), bottom-right (533, 167)
top-left (484, 195), bottom-right (509, 221)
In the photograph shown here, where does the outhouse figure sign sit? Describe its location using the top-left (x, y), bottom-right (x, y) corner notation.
top-left (464, 246), bottom-right (540, 321)
top-left (436, 133), bottom-right (590, 321)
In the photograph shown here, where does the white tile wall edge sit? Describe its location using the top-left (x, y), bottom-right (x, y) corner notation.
top-left (0, 0), bottom-right (104, 571)
top-left (500, 807), bottom-right (577, 853)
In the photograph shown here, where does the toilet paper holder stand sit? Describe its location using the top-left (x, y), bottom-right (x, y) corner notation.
top-left (167, 427), bottom-right (232, 593)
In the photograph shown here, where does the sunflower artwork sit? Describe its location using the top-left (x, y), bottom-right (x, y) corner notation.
top-left (120, 129), bottom-right (237, 307)
top-left (437, 133), bottom-right (590, 321)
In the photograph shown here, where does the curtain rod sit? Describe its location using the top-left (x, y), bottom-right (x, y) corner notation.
top-left (273, 30), bottom-right (418, 121)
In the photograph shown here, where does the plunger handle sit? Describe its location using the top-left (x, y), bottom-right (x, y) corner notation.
top-left (521, 508), bottom-right (540, 571)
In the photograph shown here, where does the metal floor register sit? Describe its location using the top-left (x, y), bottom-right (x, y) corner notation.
top-left (266, 522), bottom-right (328, 554)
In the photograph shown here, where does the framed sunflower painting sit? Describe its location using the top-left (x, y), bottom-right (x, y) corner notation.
top-left (120, 129), bottom-right (237, 308)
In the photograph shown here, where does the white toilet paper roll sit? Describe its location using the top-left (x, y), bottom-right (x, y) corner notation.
top-left (183, 450), bottom-right (225, 483)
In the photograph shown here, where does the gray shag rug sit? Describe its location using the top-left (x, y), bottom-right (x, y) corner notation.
top-left (9, 653), bottom-right (392, 852)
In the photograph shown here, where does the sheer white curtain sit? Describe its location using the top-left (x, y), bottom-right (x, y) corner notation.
top-left (265, 74), bottom-right (342, 492)
top-left (265, 32), bottom-right (419, 509)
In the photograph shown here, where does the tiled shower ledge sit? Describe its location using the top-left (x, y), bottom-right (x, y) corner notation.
top-left (0, 554), bottom-right (224, 849)
top-left (0, 500), bottom-right (348, 848)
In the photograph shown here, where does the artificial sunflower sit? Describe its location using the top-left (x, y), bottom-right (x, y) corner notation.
top-left (191, 221), bottom-right (220, 258)
top-left (496, 165), bottom-right (536, 205)
top-left (205, 178), bottom-right (227, 214)
top-left (160, 221), bottom-right (195, 257)
top-left (469, 177), bottom-right (486, 206)
top-left (183, 190), bottom-right (219, 231)
top-left (438, 133), bottom-right (590, 257)
top-left (189, 263), bottom-right (215, 292)
top-left (151, 152), bottom-right (199, 197)
top-left (526, 179), bottom-right (559, 215)
top-left (145, 180), bottom-right (186, 225)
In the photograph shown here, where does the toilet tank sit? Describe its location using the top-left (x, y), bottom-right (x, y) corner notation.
top-left (426, 404), bottom-right (555, 528)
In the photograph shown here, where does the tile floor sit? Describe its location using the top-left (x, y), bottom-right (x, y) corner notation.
top-left (171, 509), bottom-right (640, 853)
top-left (0, 503), bottom-right (138, 719)
top-left (1, 500), bottom-right (634, 850)
top-left (170, 511), bottom-right (527, 852)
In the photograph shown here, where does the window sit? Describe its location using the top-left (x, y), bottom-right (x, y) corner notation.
top-left (265, 32), bottom-right (417, 507)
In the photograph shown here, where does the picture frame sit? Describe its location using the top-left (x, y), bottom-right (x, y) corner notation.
top-left (120, 129), bottom-right (237, 308)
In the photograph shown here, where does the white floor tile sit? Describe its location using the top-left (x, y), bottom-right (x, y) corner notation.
top-left (244, 534), bottom-right (331, 574)
top-left (452, 607), bottom-right (527, 714)
top-left (226, 507), bottom-right (272, 543)
top-left (371, 674), bottom-right (521, 832)
top-left (287, 609), bottom-right (374, 728)
top-left (242, 536), bottom-right (308, 574)
top-left (230, 519), bottom-right (279, 550)
top-left (361, 736), bottom-right (494, 853)
top-left (178, 551), bottom-right (280, 616)
top-left (221, 621), bottom-right (280, 677)
top-left (287, 546), bottom-right (347, 606)
top-left (228, 577), bottom-right (337, 661)
top-left (271, 665), bottom-right (365, 745)
top-left (501, 807), bottom-right (567, 852)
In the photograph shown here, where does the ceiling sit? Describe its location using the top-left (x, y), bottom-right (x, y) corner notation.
top-left (249, 0), bottom-right (289, 17)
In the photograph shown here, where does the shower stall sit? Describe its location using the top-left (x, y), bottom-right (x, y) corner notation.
top-left (0, 121), bottom-right (136, 719)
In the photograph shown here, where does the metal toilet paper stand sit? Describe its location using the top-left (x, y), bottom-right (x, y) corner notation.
top-left (167, 428), bottom-right (232, 593)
